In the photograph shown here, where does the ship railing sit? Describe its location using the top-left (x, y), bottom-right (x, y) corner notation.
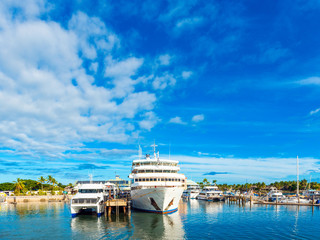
top-left (72, 198), bottom-right (98, 204)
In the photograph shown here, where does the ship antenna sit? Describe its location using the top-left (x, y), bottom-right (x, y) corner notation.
top-left (169, 143), bottom-right (171, 160)
top-left (138, 143), bottom-right (142, 160)
top-left (89, 174), bottom-right (93, 184)
top-left (152, 141), bottom-right (157, 160)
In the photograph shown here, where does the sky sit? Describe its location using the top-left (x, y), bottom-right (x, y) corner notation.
top-left (1, 0), bottom-right (320, 184)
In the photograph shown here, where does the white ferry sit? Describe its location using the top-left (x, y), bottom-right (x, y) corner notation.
top-left (197, 185), bottom-right (224, 201)
top-left (70, 182), bottom-right (116, 217)
top-left (129, 144), bottom-right (186, 214)
top-left (183, 180), bottom-right (201, 199)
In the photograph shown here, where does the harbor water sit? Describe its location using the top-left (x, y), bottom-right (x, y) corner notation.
top-left (1, 199), bottom-right (320, 239)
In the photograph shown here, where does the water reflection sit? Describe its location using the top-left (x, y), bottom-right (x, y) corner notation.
top-left (131, 210), bottom-right (185, 239)
top-left (199, 200), bottom-right (223, 215)
top-left (0, 202), bottom-right (63, 218)
top-left (1, 201), bottom-right (320, 239)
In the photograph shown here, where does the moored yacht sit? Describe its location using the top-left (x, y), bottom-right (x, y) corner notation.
top-left (129, 144), bottom-right (186, 214)
top-left (267, 187), bottom-right (285, 202)
top-left (303, 189), bottom-right (320, 199)
top-left (197, 185), bottom-right (224, 201)
top-left (183, 180), bottom-right (201, 199)
top-left (70, 181), bottom-right (116, 217)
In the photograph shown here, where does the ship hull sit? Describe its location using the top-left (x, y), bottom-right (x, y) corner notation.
top-left (70, 203), bottom-right (104, 217)
top-left (131, 187), bottom-right (184, 214)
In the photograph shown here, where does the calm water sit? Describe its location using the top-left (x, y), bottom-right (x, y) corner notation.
top-left (1, 199), bottom-right (320, 239)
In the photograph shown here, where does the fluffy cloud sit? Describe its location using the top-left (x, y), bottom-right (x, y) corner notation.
top-left (182, 71), bottom-right (192, 79)
top-left (158, 54), bottom-right (171, 66)
top-left (0, 1), bottom-right (159, 158)
top-left (169, 117), bottom-right (186, 125)
top-left (139, 112), bottom-right (160, 131)
top-left (176, 155), bottom-right (320, 183)
top-left (152, 73), bottom-right (176, 90)
top-left (192, 114), bottom-right (205, 122)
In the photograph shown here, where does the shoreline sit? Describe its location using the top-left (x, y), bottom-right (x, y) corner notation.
top-left (5, 195), bottom-right (71, 203)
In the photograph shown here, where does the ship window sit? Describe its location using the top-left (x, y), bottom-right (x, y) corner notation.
top-left (169, 179), bottom-right (171, 181)
top-left (153, 178), bottom-right (157, 181)
top-left (142, 178), bottom-right (145, 181)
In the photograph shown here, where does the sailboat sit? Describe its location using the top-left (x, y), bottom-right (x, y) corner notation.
top-left (282, 156), bottom-right (310, 204)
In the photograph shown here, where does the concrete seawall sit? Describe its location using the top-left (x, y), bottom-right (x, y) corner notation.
top-left (6, 195), bottom-right (71, 203)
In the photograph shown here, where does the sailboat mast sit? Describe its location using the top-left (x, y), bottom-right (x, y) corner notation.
top-left (297, 155), bottom-right (299, 196)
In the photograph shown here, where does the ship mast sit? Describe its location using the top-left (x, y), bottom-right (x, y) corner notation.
top-left (297, 155), bottom-right (299, 196)
top-left (151, 141), bottom-right (158, 161)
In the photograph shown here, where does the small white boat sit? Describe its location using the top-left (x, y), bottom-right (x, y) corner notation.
top-left (197, 185), bottom-right (224, 201)
top-left (267, 187), bottom-right (285, 202)
top-left (281, 196), bottom-right (310, 204)
top-left (70, 182), bottom-right (116, 217)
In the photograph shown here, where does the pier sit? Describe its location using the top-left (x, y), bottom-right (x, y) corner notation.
top-left (104, 199), bottom-right (131, 218)
top-left (225, 195), bottom-right (320, 207)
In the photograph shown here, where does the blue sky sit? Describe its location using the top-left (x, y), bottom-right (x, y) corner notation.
top-left (1, 0), bottom-right (320, 184)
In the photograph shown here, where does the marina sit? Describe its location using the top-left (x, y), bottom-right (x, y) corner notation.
top-left (1, 200), bottom-right (320, 239)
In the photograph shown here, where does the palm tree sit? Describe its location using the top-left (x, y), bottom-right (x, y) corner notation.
top-left (47, 175), bottom-right (53, 185)
top-left (51, 178), bottom-right (58, 189)
top-left (13, 178), bottom-right (26, 195)
top-left (37, 176), bottom-right (46, 191)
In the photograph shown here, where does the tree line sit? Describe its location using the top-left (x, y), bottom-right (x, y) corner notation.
top-left (0, 176), bottom-right (73, 195)
top-left (197, 178), bottom-right (320, 192)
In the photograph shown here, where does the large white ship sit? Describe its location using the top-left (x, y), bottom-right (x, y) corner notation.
top-left (129, 144), bottom-right (186, 214)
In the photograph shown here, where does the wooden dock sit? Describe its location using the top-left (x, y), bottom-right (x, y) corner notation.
top-left (254, 201), bottom-right (320, 206)
top-left (104, 199), bottom-right (131, 218)
top-left (225, 195), bottom-right (320, 207)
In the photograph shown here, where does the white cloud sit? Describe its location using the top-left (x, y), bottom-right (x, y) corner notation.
top-left (192, 114), bottom-right (205, 122)
top-left (176, 17), bottom-right (204, 28)
top-left (169, 117), bottom-right (187, 125)
top-left (297, 76), bottom-right (320, 85)
top-left (310, 108), bottom-right (320, 115)
top-left (182, 71), bottom-right (192, 79)
top-left (139, 112), bottom-right (160, 131)
top-left (68, 11), bottom-right (120, 59)
top-left (152, 73), bottom-right (176, 90)
top-left (174, 155), bottom-right (320, 184)
top-left (158, 54), bottom-right (171, 65)
top-left (0, 2), bottom-right (159, 158)
top-left (105, 56), bottom-right (143, 78)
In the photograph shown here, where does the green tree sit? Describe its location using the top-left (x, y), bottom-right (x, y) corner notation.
top-left (37, 176), bottom-right (46, 191)
top-left (51, 178), bottom-right (57, 187)
top-left (0, 182), bottom-right (14, 191)
top-left (47, 175), bottom-right (53, 185)
top-left (13, 178), bottom-right (26, 195)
